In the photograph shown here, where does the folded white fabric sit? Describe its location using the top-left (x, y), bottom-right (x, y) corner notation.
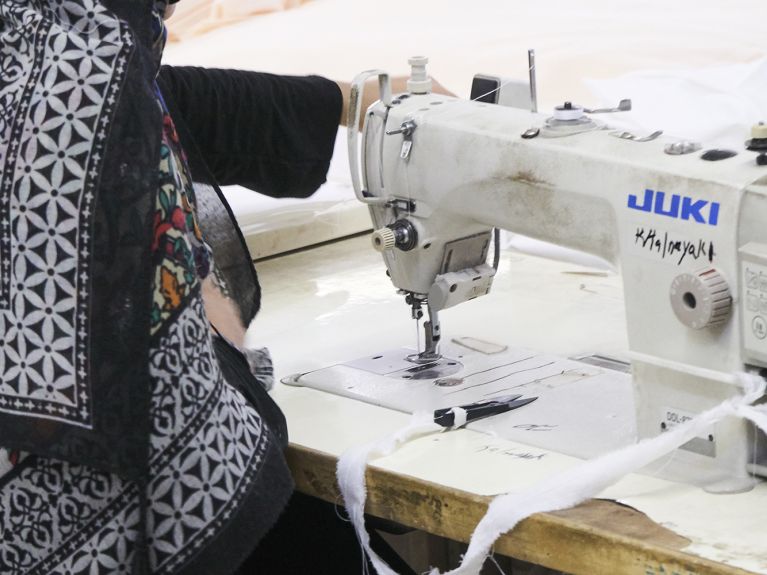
top-left (586, 58), bottom-right (767, 149)
top-left (337, 372), bottom-right (767, 575)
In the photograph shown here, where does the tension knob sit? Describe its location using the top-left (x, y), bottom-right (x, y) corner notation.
top-left (371, 227), bottom-right (396, 252)
top-left (669, 268), bottom-right (732, 329)
top-left (747, 122), bottom-right (767, 153)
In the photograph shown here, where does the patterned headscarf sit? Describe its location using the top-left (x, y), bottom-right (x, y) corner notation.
top-left (0, 0), bottom-right (161, 480)
top-left (0, 2), bottom-right (285, 573)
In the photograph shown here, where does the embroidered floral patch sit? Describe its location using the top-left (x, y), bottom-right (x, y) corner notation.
top-left (150, 109), bottom-right (211, 333)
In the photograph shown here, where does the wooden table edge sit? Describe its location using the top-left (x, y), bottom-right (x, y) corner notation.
top-left (286, 443), bottom-right (759, 575)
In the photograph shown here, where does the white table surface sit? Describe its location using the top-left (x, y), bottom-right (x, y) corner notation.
top-left (248, 235), bottom-right (767, 574)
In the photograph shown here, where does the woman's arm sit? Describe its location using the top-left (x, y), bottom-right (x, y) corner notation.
top-left (158, 66), bottom-right (342, 198)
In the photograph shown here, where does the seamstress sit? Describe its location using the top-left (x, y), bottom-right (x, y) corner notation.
top-left (0, 1), bottom-right (439, 573)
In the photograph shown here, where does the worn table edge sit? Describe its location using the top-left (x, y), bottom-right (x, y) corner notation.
top-left (286, 443), bottom-right (759, 575)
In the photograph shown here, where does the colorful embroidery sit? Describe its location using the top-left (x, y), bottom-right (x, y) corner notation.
top-left (150, 109), bottom-right (212, 334)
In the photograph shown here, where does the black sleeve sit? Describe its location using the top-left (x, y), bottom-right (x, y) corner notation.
top-left (157, 66), bottom-right (343, 198)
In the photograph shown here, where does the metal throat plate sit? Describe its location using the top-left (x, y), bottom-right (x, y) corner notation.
top-left (345, 348), bottom-right (463, 380)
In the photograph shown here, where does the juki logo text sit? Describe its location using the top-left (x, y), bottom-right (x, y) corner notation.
top-left (627, 189), bottom-right (720, 226)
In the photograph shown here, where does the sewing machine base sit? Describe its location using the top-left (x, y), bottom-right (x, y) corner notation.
top-left (286, 340), bottom-right (636, 457)
top-left (284, 339), bottom-right (767, 491)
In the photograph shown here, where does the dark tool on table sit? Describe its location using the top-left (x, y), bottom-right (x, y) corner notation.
top-left (433, 394), bottom-right (538, 428)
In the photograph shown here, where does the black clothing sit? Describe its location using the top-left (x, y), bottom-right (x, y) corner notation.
top-left (159, 66), bottom-right (343, 573)
top-left (157, 67), bottom-right (342, 326)
top-left (158, 66), bottom-right (342, 199)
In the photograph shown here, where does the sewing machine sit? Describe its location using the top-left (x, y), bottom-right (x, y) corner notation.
top-left (343, 58), bottom-right (767, 491)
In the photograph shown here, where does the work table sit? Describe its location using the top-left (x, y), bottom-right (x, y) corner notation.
top-left (248, 234), bottom-right (767, 575)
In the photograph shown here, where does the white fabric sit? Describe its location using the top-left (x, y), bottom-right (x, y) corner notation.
top-left (337, 373), bottom-right (767, 575)
top-left (586, 58), bottom-right (767, 149)
top-left (450, 407), bottom-right (468, 429)
top-left (336, 412), bottom-right (442, 575)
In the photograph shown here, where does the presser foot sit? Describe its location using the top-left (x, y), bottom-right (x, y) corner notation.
top-left (407, 349), bottom-right (442, 365)
top-left (341, 348), bottom-right (463, 380)
top-left (403, 294), bottom-right (448, 370)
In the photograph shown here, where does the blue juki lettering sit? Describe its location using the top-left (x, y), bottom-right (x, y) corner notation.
top-left (680, 196), bottom-right (708, 223)
top-left (653, 191), bottom-right (680, 218)
top-left (708, 202), bottom-right (720, 226)
top-left (627, 189), bottom-right (653, 212)
top-left (628, 188), bottom-right (719, 226)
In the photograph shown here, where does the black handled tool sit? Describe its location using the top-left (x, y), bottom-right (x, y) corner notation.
top-left (433, 394), bottom-right (538, 428)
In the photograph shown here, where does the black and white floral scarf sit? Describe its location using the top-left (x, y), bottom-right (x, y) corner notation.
top-left (0, 1), bottom-right (290, 573)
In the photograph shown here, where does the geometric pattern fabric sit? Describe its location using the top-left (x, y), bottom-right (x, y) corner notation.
top-left (0, 0), bottom-right (131, 426)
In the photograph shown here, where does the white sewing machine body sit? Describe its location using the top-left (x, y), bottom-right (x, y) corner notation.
top-left (352, 73), bottom-right (767, 489)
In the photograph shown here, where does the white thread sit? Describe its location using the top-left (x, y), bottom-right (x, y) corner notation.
top-left (451, 407), bottom-right (468, 428)
top-left (487, 554), bottom-right (509, 575)
top-left (336, 372), bottom-right (767, 575)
